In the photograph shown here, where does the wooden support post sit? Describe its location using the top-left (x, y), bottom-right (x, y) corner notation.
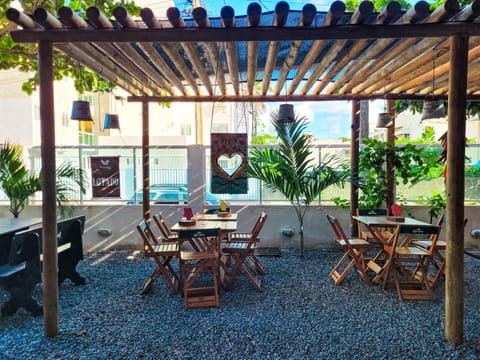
top-left (142, 101), bottom-right (150, 220)
top-left (195, 102), bottom-right (203, 145)
top-left (445, 33), bottom-right (468, 345)
top-left (350, 100), bottom-right (360, 236)
top-left (38, 40), bottom-right (58, 337)
top-left (386, 99), bottom-right (396, 210)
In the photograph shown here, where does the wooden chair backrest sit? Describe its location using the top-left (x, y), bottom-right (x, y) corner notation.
top-left (137, 220), bottom-right (158, 256)
top-left (326, 214), bottom-right (353, 251)
top-left (251, 212), bottom-right (268, 240)
top-left (390, 224), bottom-right (440, 252)
top-left (178, 228), bottom-right (219, 239)
top-left (178, 228), bottom-right (220, 253)
top-left (356, 208), bottom-right (389, 216)
top-left (356, 208), bottom-right (389, 236)
top-left (152, 213), bottom-right (171, 238)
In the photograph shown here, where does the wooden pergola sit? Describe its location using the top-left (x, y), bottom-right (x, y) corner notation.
top-left (6, 0), bottom-right (478, 343)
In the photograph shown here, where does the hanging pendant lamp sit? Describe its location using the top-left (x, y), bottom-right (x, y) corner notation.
top-left (103, 114), bottom-right (120, 129)
top-left (376, 112), bottom-right (394, 128)
top-left (278, 104), bottom-right (295, 123)
top-left (71, 100), bottom-right (93, 121)
top-left (422, 50), bottom-right (446, 120)
top-left (421, 100), bottom-right (445, 120)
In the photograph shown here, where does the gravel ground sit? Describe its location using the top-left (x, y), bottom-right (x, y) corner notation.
top-left (1, 249), bottom-right (480, 360)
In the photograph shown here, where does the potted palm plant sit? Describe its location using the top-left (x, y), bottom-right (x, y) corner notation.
top-left (248, 110), bottom-right (348, 258)
top-left (0, 143), bottom-right (87, 218)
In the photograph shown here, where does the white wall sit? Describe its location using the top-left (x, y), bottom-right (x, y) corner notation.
top-left (4, 204), bottom-right (480, 253)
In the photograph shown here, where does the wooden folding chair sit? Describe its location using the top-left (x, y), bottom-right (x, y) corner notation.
top-left (136, 220), bottom-right (179, 295)
top-left (326, 215), bottom-right (374, 285)
top-left (178, 228), bottom-right (221, 309)
top-left (356, 208), bottom-right (392, 241)
top-left (411, 216), bottom-right (465, 288)
top-left (222, 212), bottom-right (268, 291)
top-left (225, 211), bottom-right (268, 275)
top-left (382, 224), bottom-right (440, 301)
top-left (152, 213), bottom-right (178, 242)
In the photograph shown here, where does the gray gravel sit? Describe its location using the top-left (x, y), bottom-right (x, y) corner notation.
top-left (1, 249), bottom-right (480, 360)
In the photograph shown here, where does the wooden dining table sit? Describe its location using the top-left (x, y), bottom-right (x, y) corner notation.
top-left (193, 213), bottom-right (237, 222)
top-left (352, 215), bottom-right (434, 284)
top-left (171, 219), bottom-right (237, 238)
top-left (352, 215), bottom-right (432, 246)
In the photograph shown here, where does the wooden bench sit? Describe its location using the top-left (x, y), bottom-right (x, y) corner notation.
top-left (0, 215), bottom-right (86, 316)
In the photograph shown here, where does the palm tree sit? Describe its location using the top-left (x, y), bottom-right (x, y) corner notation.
top-left (0, 143), bottom-right (86, 218)
top-left (248, 110), bottom-right (348, 258)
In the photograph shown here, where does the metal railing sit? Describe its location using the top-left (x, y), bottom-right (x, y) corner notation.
top-left (0, 144), bottom-right (479, 205)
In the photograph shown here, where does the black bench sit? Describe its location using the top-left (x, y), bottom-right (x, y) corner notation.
top-left (0, 228), bottom-right (42, 316)
top-left (55, 215), bottom-right (86, 285)
top-left (0, 215), bottom-right (86, 316)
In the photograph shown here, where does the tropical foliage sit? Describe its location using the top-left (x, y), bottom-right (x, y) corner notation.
top-left (333, 127), bottom-right (444, 210)
top-left (0, 143), bottom-right (87, 218)
top-left (248, 111), bottom-right (349, 258)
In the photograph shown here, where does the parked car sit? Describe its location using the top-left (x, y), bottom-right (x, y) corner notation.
top-left (127, 185), bottom-right (188, 204)
top-left (127, 185), bottom-right (220, 205)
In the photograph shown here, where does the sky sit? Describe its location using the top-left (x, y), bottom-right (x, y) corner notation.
top-left (176, 1), bottom-right (336, 16)
top-left (259, 100), bottom-right (384, 141)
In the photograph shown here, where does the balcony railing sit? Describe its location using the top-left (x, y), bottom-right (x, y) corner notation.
top-left (0, 144), bottom-right (479, 205)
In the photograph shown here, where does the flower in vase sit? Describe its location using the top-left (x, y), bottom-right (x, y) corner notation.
top-left (183, 207), bottom-right (193, 220)
top-left (391, 203), bottom-right (403, 217)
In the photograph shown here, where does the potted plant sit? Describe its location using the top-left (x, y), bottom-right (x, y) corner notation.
top-left (0, 143), bottom-right (87, 218)
top-left (248, 110), bottom-right (348, 258)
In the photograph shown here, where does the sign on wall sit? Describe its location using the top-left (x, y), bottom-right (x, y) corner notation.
top-left (210, 133), bottom-right (248, 194)
top-left (90, 156), bottom-right (120, 197)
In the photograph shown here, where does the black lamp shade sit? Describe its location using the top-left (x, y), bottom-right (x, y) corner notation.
top-left (376, 113), bottom-right (394, 128)
top-left (422, 100), bottom-right (445, 120)
top-left (103, 114), bottom-right (120, 129)
top-left (71, 100), bottom-right (93, 121)
top-left (278, 104), bottom-right (295, 123)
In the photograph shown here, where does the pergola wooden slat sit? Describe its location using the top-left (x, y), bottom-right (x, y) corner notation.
top-left (6, 1), bottom-right (475, 345)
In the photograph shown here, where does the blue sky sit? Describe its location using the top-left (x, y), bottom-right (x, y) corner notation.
top-left (180, 1), bottom-right (337, 16)
top-left (259, 101), bottom-right (384, 141)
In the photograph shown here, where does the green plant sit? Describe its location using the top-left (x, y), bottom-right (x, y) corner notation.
top-left (352, 135), bottom-right (441, 208)
top-left (419, 190), bottom-right (447, 224)
top-left (1, 0), bottom-right (140, 94)
top-left (0, 143), bottom-right (87, 218)
top-left (248, 111), bottom-right (348, 258)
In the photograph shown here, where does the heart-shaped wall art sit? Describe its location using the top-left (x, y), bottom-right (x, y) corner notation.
top-left (216, 153), bottom-right (246, 181)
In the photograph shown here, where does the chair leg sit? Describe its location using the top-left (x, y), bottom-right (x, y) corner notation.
top-left (251, 254), bottom-right (267, 275)
top-left (224, 254), bottom-right (244, 290)
top-left (141, 256), bottom-right (179, 295)
top-left (140, 266), bottom-right (162, 295)
top-left (242, 257), bottom-right (263, 291)
top-left (329, 252), bottom-right (356, 285)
